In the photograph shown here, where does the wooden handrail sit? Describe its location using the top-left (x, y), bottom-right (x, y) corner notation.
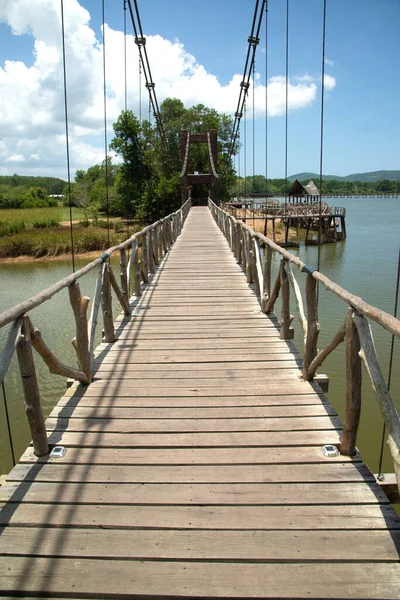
top-left (210, 199), bottom-right (400, 339)
top-left (0, 199), bottom-right (191, 457)
top-left (209, 198), bottom-right (400, 494)
top-left (0, 200), bottom-right (191, 330)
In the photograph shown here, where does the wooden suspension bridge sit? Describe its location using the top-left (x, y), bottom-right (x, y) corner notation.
top-left (0, 201), bottom-right (400, 598)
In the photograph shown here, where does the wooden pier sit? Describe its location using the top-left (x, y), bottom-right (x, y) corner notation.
top-left (0, 206), bottom-right (400, 598)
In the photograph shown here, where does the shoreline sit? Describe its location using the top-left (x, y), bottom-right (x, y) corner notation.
top-left (0, 251), bottom-right (109, 265)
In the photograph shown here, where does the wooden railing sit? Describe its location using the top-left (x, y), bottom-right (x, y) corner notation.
top-left (0, 200), bottom-right (191, 457)
top-left (224, 201), bottom-right (346, 217)
top-left (209, 198), bottom-right (400, 494)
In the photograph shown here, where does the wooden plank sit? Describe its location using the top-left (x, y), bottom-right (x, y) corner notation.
top-left (3, 558), bottom-right (400, 599)
top-left (45, 415), bottom-right (342, 433)
top-left (72, 381), bottom-right (318, 397)
top-left (7, 462), bottom-right (371, 485)
top-left (2, 502), bottom-right (396, 530)
top-left (19, 445), bottom-right (358, 465)
top-left (93, 364), bottom-right (303, 378)
top-left (57, 393), bottom-right (329, 408)
top-left (94, 352), bottom-right (302, 364)
top-left (49, 404), bottom-right (336, 420)
top-left (89, 370), bottom-right (304, 383)
top-left (0, 481), bottom-right (388, 505)
top-left (46, 429), bottom-right (342, 448)
top-left (1, 527), bottom-right (400, 561)
top-left (99, 338), bottom-right (289, 349)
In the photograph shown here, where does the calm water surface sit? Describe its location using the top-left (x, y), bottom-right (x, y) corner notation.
top-left (0, 197), bottom-right (399, 478)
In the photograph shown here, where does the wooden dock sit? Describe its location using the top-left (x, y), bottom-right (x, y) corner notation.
top-left (1, 206), bottom-right (399, 598)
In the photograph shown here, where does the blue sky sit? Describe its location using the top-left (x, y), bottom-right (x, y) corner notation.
top-left (0, 0), bottom-right (398, 179)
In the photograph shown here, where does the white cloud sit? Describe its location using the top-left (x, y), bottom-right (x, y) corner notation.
top-left (324, 74), bottom-right (336, 91)
top-left (324, 57), bottom-right (334, 66)
top-left (5, 154), bottom-right (26, 163)
top-left (0, 0), bottom-right (335, 177)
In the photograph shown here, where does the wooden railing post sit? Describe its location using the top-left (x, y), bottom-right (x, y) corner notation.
top-left (302, 275), bottom-right (320, 376)
top-left (261, 245), bottom-right (272, 313)
top-left (69, 281), bottom-right (91, 381)
top-left (245, 232), bottom-right (252, 283)
top-left (148, 230), bottom-right (155, 274)
top-left (108, 266), bottom-right (131, 316)
top-left (101, 263), bottom-right (115, 343)
top-left (141, 233), bottom-right (149, 283)
top-left (279, 259), bottom-right (293, 340)
top-left (236, 223), bottom-right (243, 266)
top-left (16, 316), bottom-right (49, 457)
top-left (252, 238), bottom-right (264, 299)
top-left (119, 248), bottom-right (129, 306)
top-left (341, 308), bottom-right (362, 456)
top-left (131, 239), bottom-right (141, 298)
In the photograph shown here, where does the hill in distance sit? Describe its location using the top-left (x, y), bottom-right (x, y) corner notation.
top-left (288, 170), bottom-right (400, 183)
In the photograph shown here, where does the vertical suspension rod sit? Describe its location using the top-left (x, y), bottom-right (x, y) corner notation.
top-left (127, 0), bottom-right (167, 151)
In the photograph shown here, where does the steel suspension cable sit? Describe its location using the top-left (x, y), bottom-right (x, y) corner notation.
top-left (225, 0), bottom-right (267, 174)
top-left (317, 0), bottom-right (327, 275)
top-left (244, 101), bottom-right (247, 222)
top-left (264, 0), bottom-right (269, 235)
top-left (127, 0), bottom-right (167, 151)
top-left (139, 55), bottom-right (142, 126)
top-left (252, 59), bottom-right (256, 219)
top-left (123, 0), bottom-right (130, 244)
top-left (2, 381), bottom-right (15, 467)
top-left (284, 0), bottom-right (289, 217)
top-left (60, 0), bottom-right (75, 273)
top-left (124, 0), bottom-right (128, 112)
top-left (378, 248), bottom-right (400, 478)
top-left (102, 0), bottom-right (110, 245)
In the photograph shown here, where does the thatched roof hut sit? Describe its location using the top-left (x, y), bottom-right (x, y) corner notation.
top-left (288, 179), bottom-right (320, 202)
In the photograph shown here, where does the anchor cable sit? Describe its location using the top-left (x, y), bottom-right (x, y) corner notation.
top-left (60, 0), bottom-right (75, 273)
top-left (377, 247), bottom-right (400, 478)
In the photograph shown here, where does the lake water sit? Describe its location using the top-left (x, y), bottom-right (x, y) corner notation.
top-left (0, 197), bottom-right (399, 479)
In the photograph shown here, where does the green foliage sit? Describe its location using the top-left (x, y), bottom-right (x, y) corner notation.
top-left (230, 175), bottom-right (400, 197)
top-left (0, 220), bottom-right (26, 237)
top-left (139, 174), bottom-right (181, 223)
top-left (110, 110), bottom-right (149, 217)
top-left (0, 184), bottom-right (57, 209)
top-left (0, 174), bottom-right (65, 194)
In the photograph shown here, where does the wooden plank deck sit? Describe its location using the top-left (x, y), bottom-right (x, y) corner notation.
top-left (1, 206), bottom-right (399, 599)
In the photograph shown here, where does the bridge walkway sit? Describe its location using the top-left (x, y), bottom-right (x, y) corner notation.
top-left (0, 206), bottom-right (399, 598)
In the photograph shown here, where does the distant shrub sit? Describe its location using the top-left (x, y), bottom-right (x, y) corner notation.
top-left (0, 220), bottom-right (26, 237)
top-left (32, 218), bottom-right (60, 229)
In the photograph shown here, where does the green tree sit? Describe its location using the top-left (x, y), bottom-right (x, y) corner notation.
top-left (110, 110), bottom-right (149, 218)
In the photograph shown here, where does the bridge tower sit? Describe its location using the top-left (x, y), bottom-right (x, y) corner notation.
top-left (180, 129), bottom-right (219, 205)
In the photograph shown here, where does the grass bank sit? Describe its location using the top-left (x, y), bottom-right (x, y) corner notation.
top-left (0, 227), bottom-right (127, 259)
top-left (0, 206), bottom-right (86, 234)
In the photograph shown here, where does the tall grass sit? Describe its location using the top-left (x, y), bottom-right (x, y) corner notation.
top-left (0, 206), bottom-right (85, 228)
top-left (0, 227), bottom-right (125, 258)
